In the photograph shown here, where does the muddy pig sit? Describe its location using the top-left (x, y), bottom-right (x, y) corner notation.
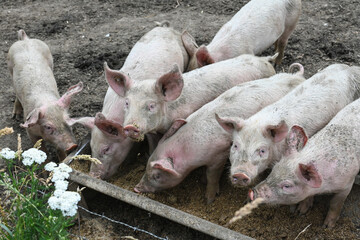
top-left (226, 64), bottom-right (360, 187)
top-left (134, 63), bottom-right (305, 203)
top-left (7, 30), bottom-right (84, 160)
top-left (250, 96), bottom-right (360, 228)
top-left (76, 22), bottom-right (190, 179)
top-left (182, 0), bottom-right (302, 70)
top-left (112, 54), bottom-right (276, 142)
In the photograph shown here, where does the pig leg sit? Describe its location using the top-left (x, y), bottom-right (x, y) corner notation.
top-left (12, 97), bottom-right (23, 120)
top-left (205, 162), bottom-right (225, 204)
top-left (146, 133), bottom-right (162, 154)
top-left (296, 196), bottom-right (314, 215)
top-left (323, 185), bottom-right (352, 228)
top-left (275, 14), bottom-right (301, 65)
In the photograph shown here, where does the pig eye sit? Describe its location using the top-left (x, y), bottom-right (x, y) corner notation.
top-left (280, 181), bottom-right (293, 191)
top-left (43, 124), bottom-right (54, 134)
top-left (153, 173), bottom-right (161, 181)
top-left (101, 146), bottom-right (110, 155)
top-left (125, 98), bottom-right (129, 109)
top-left (148, 102), bottom-right (156, 111)
top-left (259, 148), bottom-right (267, 157)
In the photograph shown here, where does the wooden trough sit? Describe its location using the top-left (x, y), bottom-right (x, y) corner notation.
top-left (69, 170), bottom-right (254, 240)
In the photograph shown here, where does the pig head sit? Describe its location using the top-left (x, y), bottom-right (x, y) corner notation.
top-left (20, 82), bottom-right (84, 159)
top-left (106, 63), bottom-right (184, 141)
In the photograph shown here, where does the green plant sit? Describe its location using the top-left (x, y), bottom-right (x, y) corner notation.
top-left (0, 133), bottom-right (78, 240)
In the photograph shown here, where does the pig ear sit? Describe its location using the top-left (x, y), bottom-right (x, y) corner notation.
top-left (196, 45), bottom-right (215, 67)
top-left (297, 163), bottom-right (322, 188)
top-left (57, 82), bottom-right (83, 109)
top-left (264, 120), bottom-right (289, 143)
top-left (215, 113), bottom-right (244, 133)
top-left (285, 125), bottom-right (308, 156)
top-left (104, 62), bottom-right (132, 97)
top-left (155, 64), bottom-right (184, 102)
top-left (94, 112), bottom-right (125, 138)
top-left (67, 117), bottom-right (95, 129)
top-left (181, 31), bottom-right (198, 57)
top-left (151, 159), bottom-right (180, 177)
top-left (161, 119), bottom-right (187, 142)
top-left (20, 108), bottom-right (42, 128)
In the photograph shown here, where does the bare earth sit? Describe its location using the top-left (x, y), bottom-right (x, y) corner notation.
top-left (1, 0), bottom-right (359, 239)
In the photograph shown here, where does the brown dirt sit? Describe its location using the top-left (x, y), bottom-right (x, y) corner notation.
top-left (1, 0), bottom-right (359, 239)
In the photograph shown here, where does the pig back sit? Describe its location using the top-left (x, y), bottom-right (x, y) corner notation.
top-left (302, 98), bottom-right (360, 189)
top-left (8, 38), bottom-right (59, 114)
top-left (120, 26), bottom-right (189, 81)
top-left (254, 65), bottom-right (360, 138)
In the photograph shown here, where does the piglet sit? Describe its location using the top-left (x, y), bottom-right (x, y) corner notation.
top-left (111, 54), bottom-right (277, 141)
top-left (250, 96), bottom-right (360, 228)
top-left (226, 64), bottom-right (360, 188)
top-left (134, 64), bottom-right (305, 203)
top-left (76, 22), bottom-right (190, 179)
top-left (7, 30), bottom-right (83, 160)
top-left (182, 0), bottom-right (302, 70)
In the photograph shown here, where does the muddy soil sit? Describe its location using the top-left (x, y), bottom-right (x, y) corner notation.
top-left (1, 0), bottom-right (359, 239)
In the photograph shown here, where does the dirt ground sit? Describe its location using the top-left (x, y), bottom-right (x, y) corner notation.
top-left (1, 0), bottom-right (360, 239)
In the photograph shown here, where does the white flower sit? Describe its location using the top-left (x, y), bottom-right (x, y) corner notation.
top-left (61, 191), bottom-right (81, 203)
top-left (0, 148), bottom-right (16, 160)
top-left (54, 189), bottom-right (65, 197)
top-left (48, 191), bottom-right (81, 217)
top-left (54, 180), bottom-right (69, 191)
top-left (57, 163), bottom-right (72, 173)
top-left (63, 206), bottom-right (78, 217)
top-left (51, 171), bottom-right (69, 182)
top-left (22, 148), bottom-right (47, 166)
top-left (45, 162), bottom-right (57, 171)
top-left (48, 196), bottom-right (61, 210)
top-left (22, 156), bottom-right (34, 166)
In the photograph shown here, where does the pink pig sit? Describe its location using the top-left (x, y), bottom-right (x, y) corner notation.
top-left (250, 96), bottom-right (360, 228)
top-left (76, 22), bottom-right (190, 179)
top-left (134, 64), bottom-right (305, 203)
top-left (224, 64), bottom-right (360, 187)
top-left (111, 54), bottom-right (276, 141)
top-left (182, 0), bottom-right (302, 70)
top-left (7, 30), bottom-right (84, 160)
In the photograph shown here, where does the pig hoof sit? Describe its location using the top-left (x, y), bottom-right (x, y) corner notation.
top-left (323, 218), bottom-right (337, 229)
top-left (206, 197), bottom-right (215, 204)
top-left (322, 222), bottom-right (335, 229)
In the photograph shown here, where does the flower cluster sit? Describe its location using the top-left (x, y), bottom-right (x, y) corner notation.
top-left (22, 148), bottom-right (47, 166)
top-left (45, 162), bottom-right (81, 217)
top-left (0, 148), bottom-right (16, 160)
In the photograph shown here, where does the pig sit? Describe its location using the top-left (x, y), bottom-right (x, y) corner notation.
top-left (224, 64), bottom-right (360, 188)
top-left (134, 63), bottom-right (305, 203)
top-left (250, 97), bottom-right (360, 228)
top-left (77, 22), bottom-right (190, 179)
top-left (182, 0), bottom-right (302, 70)
top-left (7, 29), bottom-right (83, 160)
top-left (110, 54), bottom-right (277, 142)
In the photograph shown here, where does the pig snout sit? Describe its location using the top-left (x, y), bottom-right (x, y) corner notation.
top-left (124, 125), bottom-right (140, 138)
top-left (231, 172), bottom-right (251, 186)
top-left (134, 180), bottom-right (154, 193)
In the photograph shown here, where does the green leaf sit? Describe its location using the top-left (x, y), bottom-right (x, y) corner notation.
top-left (0, 223), bottom-right (14, 239)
